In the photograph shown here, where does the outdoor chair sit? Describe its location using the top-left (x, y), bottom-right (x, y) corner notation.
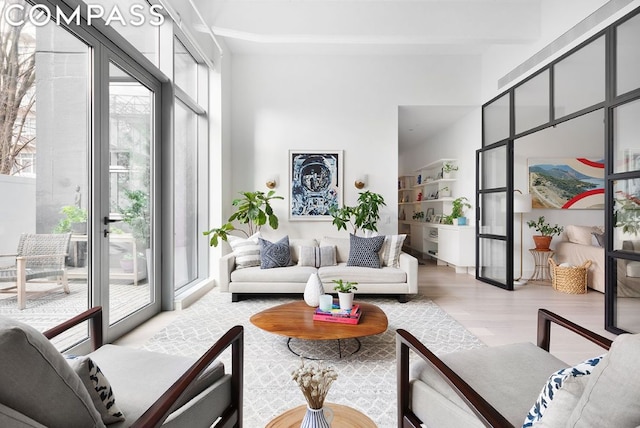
top-left (395, 309), bottom-right (640, 428)
top-left (0, 306), bottom-right (244, 427)
top-left (0, 233), bottom-right (72, 310)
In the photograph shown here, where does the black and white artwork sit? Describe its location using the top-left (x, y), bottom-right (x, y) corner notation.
top-left (289, 150), bottom-right (342, 220)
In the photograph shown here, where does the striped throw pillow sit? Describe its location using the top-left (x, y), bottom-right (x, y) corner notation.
top-left (298, 246), bottom-right (337, 267)
top-left (227, 233), bottom-right (261, 269)
top-left (379, 234), bottom-right (407, 268)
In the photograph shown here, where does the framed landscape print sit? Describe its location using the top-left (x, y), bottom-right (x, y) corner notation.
top-left (528, 157), bottom-right (605, 209)
top-left (289, 150), bottom-right (343, 220)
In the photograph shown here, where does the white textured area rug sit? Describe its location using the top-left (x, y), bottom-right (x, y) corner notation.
top-left (143, 290), bottom-right (485, 427)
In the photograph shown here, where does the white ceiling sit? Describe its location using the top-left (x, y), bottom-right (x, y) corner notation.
top-left (189, 0), bottom-right (543, 152)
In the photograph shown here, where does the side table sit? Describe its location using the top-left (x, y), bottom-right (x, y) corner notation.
top-left (265, 402), bottom-right (377, 428)
top-left (529, 249), bottom-right (555, 282)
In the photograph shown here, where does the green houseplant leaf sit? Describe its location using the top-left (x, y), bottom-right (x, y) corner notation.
top-left (329, 191), bottom-right (386, 235)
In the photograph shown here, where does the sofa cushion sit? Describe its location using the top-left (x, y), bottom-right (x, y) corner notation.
top-left (298, 246), bottom-right (337, 267)
top-left (65, 355), bottom-right (126, 424)
top-left (528, 375), bottom-right (589, 428)
top-left (522, 354), bottom-right (604, 427)
top-left (565, 225), bottom-right (602, 246)
top-left (227, 233), bottom-right (261, 269)
top-left (318, 263), bottom-right (407, 283)
top-left (231, 265), bottom-right (318, 283)
top-left (567, 333), bottom-right (640, 427)
top-left (0, 403), bottom-right (47, 428)
top-left (347, 234), bottom-right (385, 268)
top-left (0, 316), bottom-right (105, 428)
top-left (379, 234), bottom-right (406, 268)
top-left (320, 237), bottom-right (350, 263)
top-left (411, 342), bottom-right (567, 427)
top-left (259, 236), bottom-right (292, 269)
top-left (289, 238), bottom-right (318, 263)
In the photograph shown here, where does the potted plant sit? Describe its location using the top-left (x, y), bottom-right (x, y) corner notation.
top-left (526, 216), bottom-right (564, 250)
top-left (614, 193), bottom-right (640, 235)
top-left (54, 205), bottom-right (88, 234)
top-left (444, 196), bottom-right (472, 225)
top-left (204, 190), bottom-right (284, 246)
top-left (439, 186), bottom-right (451, 197)
top-left (329, 191), bottom-right (386, 236)
top-left (442, 162), bottom-right (458, 179)
top-left (412, 211), bottom-right (425, 222)
top-left (332, 279), bottom-right (358, 310)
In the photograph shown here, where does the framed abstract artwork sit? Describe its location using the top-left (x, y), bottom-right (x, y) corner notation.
top-left (528, 157), bottom-right (605, 209)
top-left (289, 150), bottom-right (343, 220)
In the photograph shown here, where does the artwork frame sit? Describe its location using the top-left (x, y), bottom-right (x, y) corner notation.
top-left (528, 157), bottom-right (605, 210)
top-left (425, 208), bottom-right (435, 222)
top-left (289, 150), bottom-right (343, 221)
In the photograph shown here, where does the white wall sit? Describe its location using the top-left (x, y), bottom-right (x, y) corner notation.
top-left (0, 176), bottom-right (36, 255)
top-left (228, 54), bottom-right (482, 240)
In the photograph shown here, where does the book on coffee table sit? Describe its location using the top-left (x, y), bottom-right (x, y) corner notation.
top-left (313, 304), bottom-right (361, 324)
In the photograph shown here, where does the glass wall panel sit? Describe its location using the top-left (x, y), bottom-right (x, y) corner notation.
top-left (613, 99), bottom-right (640, 174)
top-left (614, 179), bottom-right (640, 251)
top-left (479, 193), bottom-right (506, 236)
top-left (616, 13), bottom-right (640, 96)
top-left (481, 145), bottom-right (507, 189)
top-left (483, 94), bottom-right (510, 145)
top-left (615, 259), bottom-right (640, 333)
top-left (479, 238), bottom-right (507, 283)
top-left (174, 38), bottom-right (198, 101)
top-left (515, 70), bottom-right (550, 134)
top-left (174, 99), bottom-right (198, 289)
top-left (554, 36), bottom-right (605, 118)
top-left (0, 4), bottom-right (90, 349)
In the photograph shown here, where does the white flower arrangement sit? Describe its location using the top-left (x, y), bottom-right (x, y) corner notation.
top-left (291, 359), bottom-right (338, 409)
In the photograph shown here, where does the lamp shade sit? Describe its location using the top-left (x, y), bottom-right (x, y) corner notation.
top-left (514, 193), bottom-right (532, 213)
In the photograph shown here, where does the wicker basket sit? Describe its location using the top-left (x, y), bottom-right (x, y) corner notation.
top-left (548, 259), bottom-right (592, 294)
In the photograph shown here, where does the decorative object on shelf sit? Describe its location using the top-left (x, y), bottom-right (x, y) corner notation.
top-left (417, 174), bottom-right (422, 184)
top-left (332, 279), bottom-right (358, 310)
top-left (417, 192), bottom-right (422, 201)
top-left (329, 190), bottom-right (386, 235)
top-left (399, 208), bottom-right (406, 221)
top-left (290, 150), bottom-right (342, 221)
top-left (203, 190), bottom-right (284, 247)
top-left (514, 190), bottom-right (533, 283)
top-left (425, 208), bottom-right (434, 222)
top-left (291, 360), bottom-right (338, 428)
top-left (442, 162), bottom-right (458, 179)
top-left (444, 196), bottom-right (472, 225)
top-left (528, 158), bottom-right (604, 209)
top-left (412, 211), bottom-right (425, 222)
top-left (304, 273), bottom-right (324, 307)
top-left (439, 186), bottom-right (451, 197)
top-left (526, 216), bottom-right (564, 250)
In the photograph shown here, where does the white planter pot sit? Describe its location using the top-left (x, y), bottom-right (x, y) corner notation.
top-left (338, 292), bottom-right (354, 311)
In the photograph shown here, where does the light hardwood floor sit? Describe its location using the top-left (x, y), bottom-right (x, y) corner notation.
top-left (119, 261), bottom-right (617, 364)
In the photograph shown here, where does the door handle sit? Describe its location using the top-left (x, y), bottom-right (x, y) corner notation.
top-left (103, 216), bottom-right (120, 237)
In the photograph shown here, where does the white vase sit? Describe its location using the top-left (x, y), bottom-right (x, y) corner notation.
top-left (304, 273), bottom-right (324, 307)
top-left (338, 292), bottom-right (354, 311)
top-left (300, 406), bottom-right (334, 428)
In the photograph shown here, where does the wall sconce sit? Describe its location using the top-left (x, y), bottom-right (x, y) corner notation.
top-left (354, 174), bottom-right (368, 189)
top-left (266, 175), bottom-right (278, 189)
top-left (514, 189), bottom-right (533, 283)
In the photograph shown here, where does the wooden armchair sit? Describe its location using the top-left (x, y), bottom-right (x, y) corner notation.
top-left (397, 309), bottom-right (615, 428)
top-left (0, 233), bottom-right (71, 309)
top-left (0, 307), bottom-right (243, 427)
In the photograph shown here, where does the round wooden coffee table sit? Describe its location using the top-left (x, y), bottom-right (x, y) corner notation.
top-left (250, 300), bottom-right (388, 358)
top-left (265, 402), bottom-right (377, 427)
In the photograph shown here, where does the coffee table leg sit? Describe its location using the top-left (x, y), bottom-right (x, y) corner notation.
top-left (287, 337), bottom-right (362, 360)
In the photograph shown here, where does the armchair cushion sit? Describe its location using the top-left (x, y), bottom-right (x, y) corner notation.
top-left (0, 403), bottom-right (46, 428)
top-left (65, 355), bottom-right (125, 424)
top-left (0, 316), bottom-right (104, 428)
top-left (567, 333), bottom-right (640, 427)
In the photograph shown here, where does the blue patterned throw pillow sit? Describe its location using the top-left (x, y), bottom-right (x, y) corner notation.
top-left (522, 354), bottom-right (606, 428)
top-left (259, 236), bottom-right (292, 269)
top-left (347, 234), bottom-right (385, 268)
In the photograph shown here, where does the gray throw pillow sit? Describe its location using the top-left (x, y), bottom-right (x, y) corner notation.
top-left (259, 236), bottom-right (292, 269)
top-left (298, 246), bottom-right (337, 267)
top-left (347, 234), bottom-right (385, 268)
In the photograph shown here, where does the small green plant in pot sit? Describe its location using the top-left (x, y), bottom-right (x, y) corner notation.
top-left (412, 211), bottom-right (425, 222)
top-left (332, 279), bottom-right (358, 311)
top-left (54, 205), bottom-right (88, 234)
top-left (442, 162), bottom-right (458, 178)
top-left (444, 197), bottom-right (472, 225)
top-left (526, 216), bottom-right (564, 250)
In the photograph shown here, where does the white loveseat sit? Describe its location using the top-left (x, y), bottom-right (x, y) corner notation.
top-left (219, 236), bottom-right (418, 302)
top-left (554, 225), bottom-right (605, 293)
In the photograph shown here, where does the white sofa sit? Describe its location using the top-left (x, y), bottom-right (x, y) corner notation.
top-left (219, 236), bottom-right (418, 302)
top-left (554, 226), bottom-right (605, 293)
